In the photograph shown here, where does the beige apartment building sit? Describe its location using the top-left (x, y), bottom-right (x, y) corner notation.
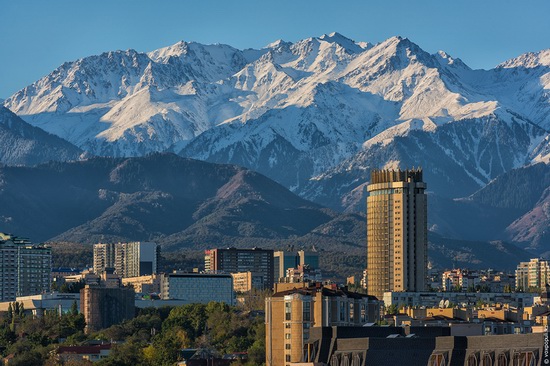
top-left (230, 272), bottom-right (264, 293)
top-left (366, 169), bottom-right (428, 299)
top-left (515, 258), bottom-right (550, 291)
top-left (265, 282), bottom-right (380, 366)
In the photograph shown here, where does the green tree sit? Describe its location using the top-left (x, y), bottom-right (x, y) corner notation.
top-left (96, 340), bottom-right (146, 366)
top-left (386, 304), bottom-right (398, 315)
top-left (71, 300), bottom-right (79, 315)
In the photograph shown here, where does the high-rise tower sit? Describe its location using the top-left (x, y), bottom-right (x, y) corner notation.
top-left (366, 168), bottom-right (428, 299)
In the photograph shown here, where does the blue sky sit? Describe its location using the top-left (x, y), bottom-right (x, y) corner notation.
top-left (1, 0), bottom-right (549, 99)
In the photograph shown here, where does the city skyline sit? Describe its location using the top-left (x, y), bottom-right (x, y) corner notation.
top-left (1, 0), bottom-right (550, 98)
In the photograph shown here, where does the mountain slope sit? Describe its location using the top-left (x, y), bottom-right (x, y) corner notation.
top-left (425, 163), bottom-right (550, 253)
top-left (0, 153), bottom-right (346, 250)
top-left (3, 34), bottom-right (550, 253)
top-left (0, 106), bottom-right (82, 166)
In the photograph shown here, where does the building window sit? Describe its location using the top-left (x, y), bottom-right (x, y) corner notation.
top-left (286, 355), bottom-right (291, 362)
top-left (285, 333), bottom-right (291, 339)
top-left (285, 344), bottom-right (291, 350)
top-left (340, 301), bottom-right (346, 322)
top-left (303, 301), bottom-right (311, 321)
top-left (285, 302), bottom-right (291, 321)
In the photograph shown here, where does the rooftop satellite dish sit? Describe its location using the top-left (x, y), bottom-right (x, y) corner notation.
top-left (439, 300), bottom-right (445, 308)
top-left (444, 300), bottom-right (450, 308)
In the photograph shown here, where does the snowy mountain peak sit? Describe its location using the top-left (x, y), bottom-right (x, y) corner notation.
top-left (373, 35), bottom-right (432, 63)
top-left (147, 40), bottom-right (190, 62)
top-left (264, 39), bottom-right (293, 55)
top-left (497, 49), bottom-right (550, 69)
top-left (317, 32), bottom-right (364, 53)
top-left (435, 50), bottom-right (470, 70)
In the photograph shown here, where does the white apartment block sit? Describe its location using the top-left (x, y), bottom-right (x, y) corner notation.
top-left (93, 242), bottom-right (158, 278)
top-left (0, 233), bottom-right (51, 301)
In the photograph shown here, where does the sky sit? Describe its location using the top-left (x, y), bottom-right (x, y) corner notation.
top-left (1, 0), bottom-right (549, 99)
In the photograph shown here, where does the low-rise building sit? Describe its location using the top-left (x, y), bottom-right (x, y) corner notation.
top-left (231, 272), bottom-right (264, 293)
top-left (56, 343), bottom-right (112, 363)
top-left (161, 272), bottom-right (234, 305)
top-left (301, 326), bottom-right (544, 366)
top-left (383, 291), bottom-right (536, 309)
top-left (122, 274), bottom-right (162, 294)
top-left (0, 292), bottom-right (80, 318)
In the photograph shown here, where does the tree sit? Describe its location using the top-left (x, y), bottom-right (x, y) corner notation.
top-left (386, 304), bottom-right (398, 315)
top-left (71, 300), bottom-right (79, 315)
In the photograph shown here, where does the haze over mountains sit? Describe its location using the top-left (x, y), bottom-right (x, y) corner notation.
top-left (0, 153), bottom-right (533, 270)
top-left (1, 33), bottom-right (549, 264)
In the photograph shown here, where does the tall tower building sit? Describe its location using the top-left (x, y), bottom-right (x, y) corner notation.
top-left (366, 168), bottom-right (428, 299)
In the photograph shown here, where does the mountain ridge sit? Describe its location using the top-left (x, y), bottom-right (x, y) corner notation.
top-left (2, 34), bottom-right (549, 252)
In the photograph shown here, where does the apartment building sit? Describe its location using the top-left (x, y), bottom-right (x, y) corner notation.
top-left (515, 258), bottom-right (550, 291)
top-left (0, 233), bottom-right (51, 301)
top-left (93, 241), bottom-right (158, 278)
top-left (273, 250), bottom-right (319, 283)
top-left (265, 282), bottom-right (380, 366)
top-left (205, 248), bottom-right (274, 290)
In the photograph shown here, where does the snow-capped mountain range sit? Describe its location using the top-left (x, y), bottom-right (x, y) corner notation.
top-left (3, 33), bottom-right (550, 210)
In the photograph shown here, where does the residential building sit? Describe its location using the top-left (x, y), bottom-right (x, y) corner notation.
top-left (265, 282), bottom-right (380, 366)
top-left (0, 233), bottom-right (51, 301)
top-left (366, 168), bottom-right (428, 299)
top-left (273, 250), bottom-right (320, 283)
top-left (161, 272), bottom-right (234, 305)
top-left (273, 251), bottom-right (300, 282)
top-left (80, 271), bottom-right (134, 333)
top-left (93, 241), bottom-right (158, 278)
top-left (121, 274), bottom-right (162, 294)
top-left (231, 272), bottom-right (264, 293)
top-left (302, 326), bottom-right (544, 366)
top-left (383, 291), bottom-right (536, 309)
top-left (205, 248), bottom-right (274, 290)
top-left (92, 243), bottom-right (115, 275)
top-left (515, 258), bottom-right (550, 291)
top-left (441, 269), bottom-right (481, 291)
top-left (284, 264), bottom-right (322, 283)
top-left (56, 344), bottom-right (112, 363)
